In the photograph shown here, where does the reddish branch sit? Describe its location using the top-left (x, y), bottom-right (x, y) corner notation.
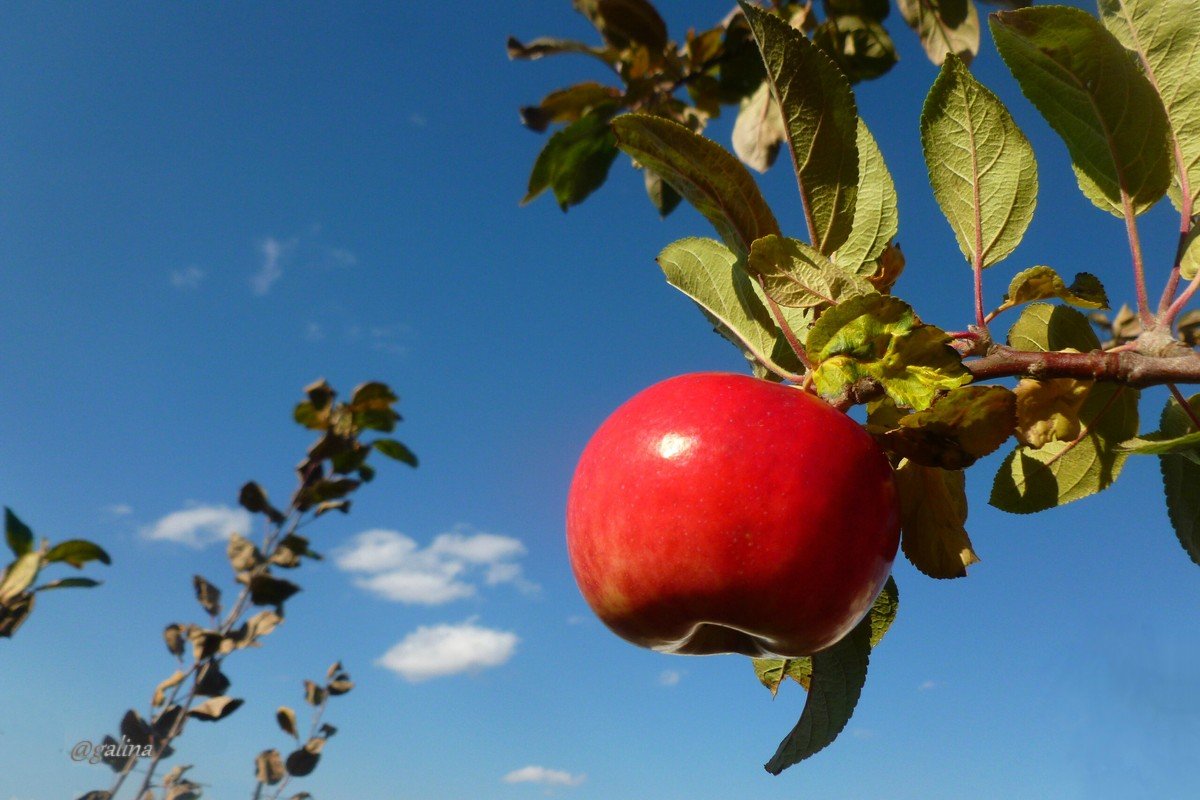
top-left (966, 345), bottom-right (1200, 387)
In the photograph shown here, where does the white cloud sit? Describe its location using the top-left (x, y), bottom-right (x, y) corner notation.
top-left (502, 766), bottom-right (585, 788)
top-left (142, 504), bottom-right (252, 548)
top-left (335, 526), bottom-right (534, 605)
top-left (251, 236), bottom-right (293, 295)
top-left (659, 670), bottom-right (681, 687)
top-left (377, 621), bottom-right (517, 681)
top-left (919, 680), bottom-right (937, 692)
top-left (170, 266), bottom-right (205, 289)
top-left (105, 503), bottom-right (133, 517)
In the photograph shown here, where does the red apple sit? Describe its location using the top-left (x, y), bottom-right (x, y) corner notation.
top-left (566, 372), bottom-right (900, 658)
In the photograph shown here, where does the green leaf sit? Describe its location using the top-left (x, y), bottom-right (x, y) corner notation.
top-left (834, 120), bottom-right (899, 276)
top-left (868, 575), bottom-right (900, 647)
top-left (1158, 392), bottom-right (1200, 563)
top-left (643, 169), bottom-right (682, 218)
top-left (506, 36), bottom-right (617, 63)
top-left (740, 3), bottom-right (859, 254)
top-left (990, 383), bottom-right (1139, 512)
top-left (1006, 302), bottom-right (1100, 352)
top-left (43, 539), bottom-right (111, 568)
top-left (812, 15), bottom-right (898, 83)
top-left (732, 81), bottom-right (787, 173)
top-left (895, 461), bottom-right (980, 578)
top-left (882, 385), bottom-right (1017, 469)
top-left (0, 553), bottom-right (41, 604)
top-left (808, 294), bottom-right (970, 410)
top-left (519, 82), bottom-right (622, 133)
top-left (657, 238), bottom-right (808, 376)
top-left (921, 53), bottom-right (1038, 269)
top-left (523, 111), bottom-right (619, 211)
top-left (763, 616), bottom-right (870, 774)
top-left (613, 114), bottom-right (780, 255)
top-left (578, 0), bottom-right (668, 52)
top-left (746, 235), bottom-right (874, 309)
top-left (1001, 266), bottom-right (1109, 310)
top-left (990, 7), bottom-right (1172, 216)
top-left (753, 657), bottom-right (812, 698)
top-left (35, 577), bottom-right (101, 591)
top-left (1180, 226), bottom-right (1200, 281)
top-left (5, 508), bottom-right (34, 557)
top-left (1120, 430), bottom-right (1200, 462)
top-left (897, 0), bottom-right (981, 66)
top-left (1098, 0), bottom-right (1200, 213)
top-left (373, 438), bottom-right (418, 467)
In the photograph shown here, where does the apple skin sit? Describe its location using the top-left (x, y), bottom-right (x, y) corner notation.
top-left (566, 372), bottom-right (900, 658)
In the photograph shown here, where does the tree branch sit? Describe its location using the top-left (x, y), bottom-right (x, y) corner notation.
top-left (966, 345), bottom-right (1200, 387)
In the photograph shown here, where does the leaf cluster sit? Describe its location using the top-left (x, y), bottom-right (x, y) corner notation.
top-left (0, 507), bottom-right (110, 639)
top-left (75, 380), bottom-right (414, 800)
top-left (512, 0), bottom-right (1016, 213)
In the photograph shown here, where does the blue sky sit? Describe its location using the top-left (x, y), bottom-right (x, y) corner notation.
top-left (1, 1), bottom-right (1197, 798)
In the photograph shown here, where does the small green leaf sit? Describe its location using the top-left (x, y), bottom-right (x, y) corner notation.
top-left (523, 111), bottom-right (619, 211)
top-left (895, 461), bottom-right (980, 579)
top-left (834, 120), bottom-right (899, 276)
top-left (746, 235), bottom-right (873, 309)
top-left (812, 14), bottom-right (898, 83)
top-left (1180, 226), bottom-right (1200, 282)
top-left (5, 508), bottom-right (34, 557)
top-left (897, 0), bottom-right (980, 66)
top-left (921, 53), bottom-right (1037, 269)
top-left (373, 438), bottom-right (418, 467)
top-left (808, 294), bottom-right (970, 410)
top-left (990, 384), bottom-right (1139, 513)
top-left (741, 2), bottom-right (860, 254)
top-left (1007, 303), bottom-right (1100, 353)
top-left (991, 7), bottom-right (1172, 216)
top-left (657, 237), bottom-right (808, 377)
top-left (1159, 392), bottom-right (1200, 563)
top-left (44, 539), bottom-right (111, 568)
top-left (1002, 266), bottom-right (1109, 310)
top-left (643, 168), bottom-right (682, 217)
top-left (1121, 432), bottom-right (1200, 462)
top-left (1098, 0), bottom-right (1200, 212)
top-left (519, 82), bottom-right (621, 133)
top-left (868, 576), bottom-right (899, 647)
top-left (763, 616), bottom-right (870, 774)
top-left (0, 553), bottom-right (40, 604)
top-left (613, 114), bottom-right (780, 255)
top-left (882, 385), bottom-right (1017, 469)
top-left (753, 657), bottom-right (812, 698)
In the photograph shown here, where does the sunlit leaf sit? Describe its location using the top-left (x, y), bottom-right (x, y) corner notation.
top-left (746, 235), bottom-right (873, 309)
top-left (187, 696), bottom-right (243, 722)
top-left (1098, 0), bottom-right (1200, 212)
top-left (0, 553), bottom-right (40, 604)
top-left (883, 385), bottom-right (1017, 469)
top-left (813, 15), bottom-right (898, 83)
top-left (732, 81), bottom-right (787, 173)
top-left (753, 657), bottom-right (812, 698)
top-left (808, 294), bottom-right (969, 410)
top-left (1001, 266), bottom-right (1109, 311)
top-left (613, 114), bottom-right (781, 255)
top-left (835, 121), bottom-right (899, 276)
top-left (921, 53), bottom-right (1037, 269)
top-left (741, 3), bottom-right (859, 254)
top-left (991, 7), bottom-right (1172, 216)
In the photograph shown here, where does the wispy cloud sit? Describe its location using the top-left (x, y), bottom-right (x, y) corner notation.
top-left (502, 765), bottom-right (585, 788)
top-left (335, 526), bottom-right (535, 605)
top-left (105, 503), bottom-right (134, 517)
top-left (659, 670), bottom-right (681, 687)
top-left (304, 322), bottom-right (325, 342)
top-left (376, 620), bottom-right (518, 682)
top-left (141, 504), bottom-right (252, 548)
top-left (251, 236), bottom-right (294, 295)
top-left (919, 680), bottom-right (937, 692)
top-left (325, 247), bottom-right (357, 268)
top-left (170, 266), bottom-right (205, 290)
